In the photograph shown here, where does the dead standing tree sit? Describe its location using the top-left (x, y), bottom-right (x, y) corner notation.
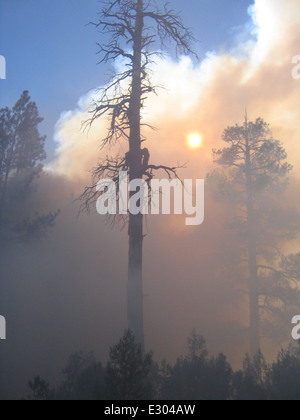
top-left (81, 0), bottom-right (195, 350)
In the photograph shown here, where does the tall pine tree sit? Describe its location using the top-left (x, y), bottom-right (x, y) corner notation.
top-left (208, 116), bottom-right (300, 357)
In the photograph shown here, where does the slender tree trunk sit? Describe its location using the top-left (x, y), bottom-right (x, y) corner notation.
top-left (247, 203), bottom-right (260, 358)
top-left (0, 131), bottom-right (17, 232)
top-left (127, 0), bottom-right (145, 351)
top-left (245, 119), bottom-right (260, 358)
top-left (0, 168), bottom-right (9, 230)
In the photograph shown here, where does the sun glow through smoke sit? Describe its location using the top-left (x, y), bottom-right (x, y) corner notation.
top-left (187, 133), bottom-right (203, 149)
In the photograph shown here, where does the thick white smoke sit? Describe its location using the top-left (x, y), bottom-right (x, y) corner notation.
top-left (50, 0), bottom-right (300, 181)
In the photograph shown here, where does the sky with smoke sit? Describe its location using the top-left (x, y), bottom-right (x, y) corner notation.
top-left (50, 0), bottom-right (300, 179)
top-left (1, 0), bottom-right (300, 399)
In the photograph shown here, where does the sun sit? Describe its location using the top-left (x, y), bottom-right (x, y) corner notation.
top-left (187, 133), bottom-right (203, 149)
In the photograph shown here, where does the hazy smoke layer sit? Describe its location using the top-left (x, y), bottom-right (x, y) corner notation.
top-left (2, 0), bottom-right (300, 399)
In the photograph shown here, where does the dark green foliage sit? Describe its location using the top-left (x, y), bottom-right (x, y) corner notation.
top-left (105, 330), bottom-right (154, 400)
top-left (160, 332), bottom-right (232, 400)
top-left (27, 376), bottom-right (54, 401)
top-left (57, 352), bottom-right (105, 401)
top-left (27, 333), bottom-right (300, 400)
top-left (0, 91), bottom-right (57, 245)
top-left (0, 91), bottom-right (46, 177)
top-left (233, 352), bottom-right (267, 400)
top-left (266, 344), bottom-right (300, 400)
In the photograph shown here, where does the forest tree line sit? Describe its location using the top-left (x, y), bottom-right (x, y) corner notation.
top-left (27, 330), bottom-right (300, 401)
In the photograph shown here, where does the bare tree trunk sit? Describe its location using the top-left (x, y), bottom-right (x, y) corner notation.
top-left (245, 118), bottom-right (260, 358)
top-left (127, 0), bottom-right (145, 351)
top-left (247, 206), bottom-right (260, 358)
top-left (83, 0), bottom-right (195, 352)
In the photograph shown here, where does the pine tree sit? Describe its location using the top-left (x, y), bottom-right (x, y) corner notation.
top-left (0, 91), bottom-right (57, 243)
top-left (208, 115), bottom-right (300, 357)
top-left (105, 330), bottom-right (153, 400)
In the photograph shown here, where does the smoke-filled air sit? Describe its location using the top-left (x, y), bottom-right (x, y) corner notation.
top-left (1, 0), bottom-right (300, 401)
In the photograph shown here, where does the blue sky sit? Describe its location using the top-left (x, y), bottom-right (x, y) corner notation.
top-left (0, 0), bottom-right (253, 157)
